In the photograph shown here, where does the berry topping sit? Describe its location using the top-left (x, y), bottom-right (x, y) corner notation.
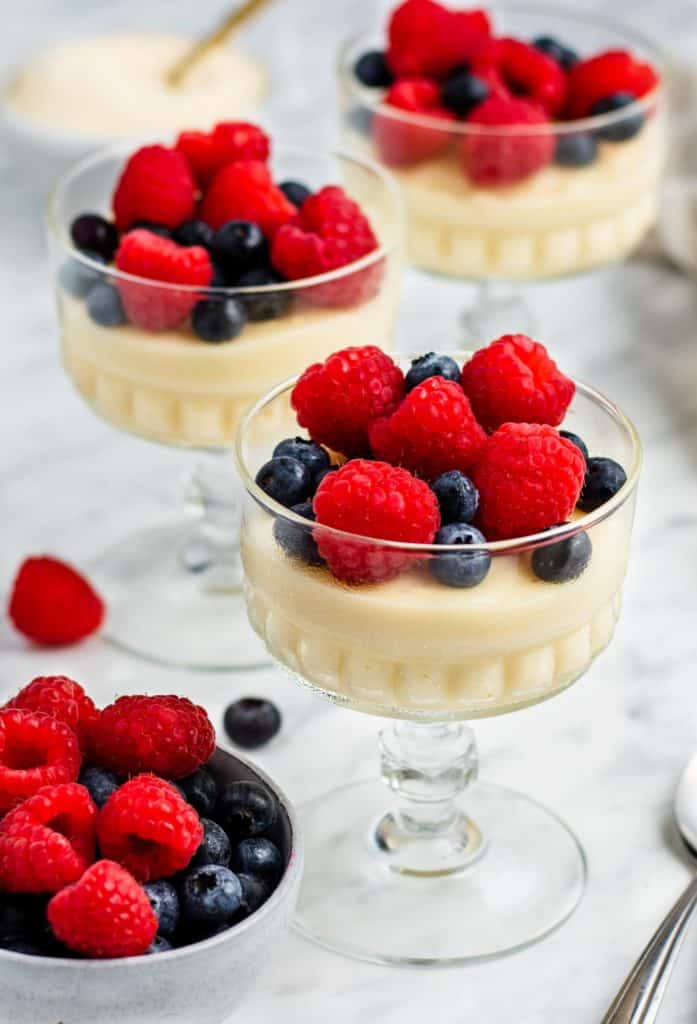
top-left (223, 698), bottom-right (282, 750)
top-left (191, 819), bottom-right (231, 868)
top-left (355, 50), bottom-right (395, 88)
top-left (0, 710), bottom-right (81, 813)
top-left (143, 880), bottom-right (180, 938)
top-left (173, 219), bottom-right (215, 249)
top-left (387, 0), bottom-right (491, 80)
top-left (463, 96), bottom-right (554, 186)
top-left (112, 144), bottom-right (196, 232)
top-left (47, 860), bottom-right (158, 959)
top-left (565, 50), bottom-right (659, 119)
top-left (273, 501), bottom-right (323, 567)
top-left (554, 132), bottom-right (598, 168)
top-left (5, 676), bottom-right (98, 750)
top-left (373, 78), bottom-right (455, 167)
top-left (180, 865), bottom-right (242, 931)
top-left (114, 230), bottom-right (213, 331)
top-left (279, 180), bottom-right (312, 207)
top-left (532, 36), bottom-right (579, 71)
top-left (238, 872), bottom-right (272, 916)
top-left (233, 837), bottom-right (283, 885)
top-left (531, 530), bottom-right (592, 583)
top-left (98, 774), bottom-right (203, 883)
top-left (59, 252), bottom-right (107, 299)
top-left (215, 781), bottom-right (278, 839)
top-left (8, 556), bottom-right (104, 647)
top-left (591, 92), bottom-right (645, 142)
top-left (176, 123), bottom-right (270, 188)
top-left (191, 297), bottom-right (246, 343)
top-left (200, 160), bottom-right (296, 236)
top-left (255, 456), bottom-right (313, 507)
top-left (461, 335), bottom-right (575, 431)
top-left (369, 377), bottom-right (487, 479)
top-left (178, 767), bottom-right (218, 818)
top-left (0, 783), bottom-right (97, 893)
top-left (313, 459), bottom-right (440, 584)
top-left (86, 282), bottom-right (127, 327)
top-left (441, 69), bottom-right (490, 117)
top-left (236, 268), bottom-right (292, 320)
top-left (147, 935), bottom-right (172, 954)
top-left (273, 437), bottom-right (330, 485)
top-left (271, 186), bottom-right (382, 307)
top-left (174, 131), bottom-right (219, 189)
top-left (559, 430), bottom-right (589, 463)
top-left (493, 38), bottom-right (567, 116)
top-left (79, 764), bottom-right (120, 809)
top-left (429, 523), bottom-right (491, 588)
top-left (86, 695), bottom-right (215, 779)
top-left (291, 345), bottom-right (404, 456)
top-left (431, 470), bottom-right (479, 524)
top-left (578, 456), bottom-right (628, 511)
top-left (404, 351), bottom-right (461, 392)
top-left (210, 220), bottom-right (268, 277)
top-left (70, 213), bottom-right (118, 261)
top-left (473, 423), bottom-right (586, 540)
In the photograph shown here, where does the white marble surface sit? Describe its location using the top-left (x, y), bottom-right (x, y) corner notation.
top-left (3, 1), bottom-right (697, 1021)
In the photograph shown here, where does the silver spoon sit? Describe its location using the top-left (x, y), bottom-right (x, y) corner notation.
top-left (601, 751), bottom-right (697, 1024)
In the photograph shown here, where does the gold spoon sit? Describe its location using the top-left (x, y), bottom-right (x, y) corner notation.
top-left (166, 0), bottom-right (271, 88)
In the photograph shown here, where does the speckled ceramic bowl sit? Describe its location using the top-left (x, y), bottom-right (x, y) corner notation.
top-left (0, 748), bottom-right (302, 1024)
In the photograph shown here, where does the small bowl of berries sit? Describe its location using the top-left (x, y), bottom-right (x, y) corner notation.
top-left (0, 678), bottom-right (302, 1024)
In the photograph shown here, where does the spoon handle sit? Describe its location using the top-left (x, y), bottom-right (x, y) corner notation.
top-left (601, 875), bottom-right (697, 1024)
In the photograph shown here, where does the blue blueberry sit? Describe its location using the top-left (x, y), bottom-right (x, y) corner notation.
top-left (233, 837), bottom-right (283, 885)
top-left (255, 456), bottom-right (313, 507)
top-left (180, 865), bottom-right (242, 928)
top-left (560, 430), bottom-right (589, 463)
top-left (430, 523), bottom-right (491, 588)
top-left (405, 352), bottom-right (461, 392)
top-left (555, 132), bottom-right (598, 168)
top-left (532, 36), bottom-right (578, 70)
top-left (532, 530), bottom-right (592, 583)
top-left (273, 437), bottom-right (330, 486)
top-left (173, 219), bottom-right (214, 249)
top-left (215, 780), bottom-right (278, 839)
top-left (354, 50), bottom-right (394, 88)
top-left (211, 220), bottom-right (268, 276)
top-left (59, 250), bottom-right (106, 298)
top-left (273, 501), bottom-right (322, 566)
top-left (78, 764), bottom-right (120, 808)
top-left (86, 282), bottom-right (127, 326)
top-left (237, 872), bottom-right (272, 917)
top-left (279, 180), bottom-right (312, 208)
top-left (146, 935), bottom-right (173, 954)
top-left (431, 471), bottom-right (479, 524)
top-left (70, 213), bottom-right (118, 261)
top-left (236, 268), bottom-right (292, 321)
top-left (578, 457), bottom-right (627, 511)
top-left (1, 938), bottom-right (46, 956)
top-left (0, 895), bottom-right (45, 944)
top-left (191, 819), bottom-right (232, 868)
top-left (592, 92), bottom-right (645, 142)
top-left (441, 71), bottom-right (489, 117)
top-left (131, 220), bottom-right (172, 239)
top-left (178, 767), bottom-right (217, 817)
top-left (143, 881), bottom-right (180, 938)
top-left (223, 698), bottom-right (282, 750)
top-left (192, 297), bottom-right (246, 342)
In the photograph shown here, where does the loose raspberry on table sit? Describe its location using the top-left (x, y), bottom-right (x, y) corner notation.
top-left (8, 556), bottom-right (105, 647)
top-left (0, 783), bottom-right (97, 893)
top-left (112, 144), bottom-right (197, 232)
top-left (566, 49), bottom-right (659, 119)
top-left (490, 38), bottom-right (567, 117)
top-left (199, 160), bottom-right (296, 235)
top-left (387, 0), bottom-right (491, 79)
top-left (291, 345), bottom-right (404, 456)
top-left (176, 122), bottom-right (270, 188)
top-left (369, 376), bottom-right (487, 479)
top-left (0, 709), bottom-right (81, 813)
top-left (463, 96), bottom-right (554, 186)
top-left (313, 459), bottom-right (440, 584)
top-left (98, 774), bottom-right (203, 882)
top-left (48, 860), bottom-right (157, 958)
top-left (85, 694), bottom-right (215, 779)
top-left (271, 186), bottom-right (382, 306)
top-left (114, 229), bottom-right (213, 331)
top-left (373, 78), bottom-right (456, 168)
top-left (473, 423), bottom-right (586, 540)
top-left (5, 676), bottom-right (98, 750)
top-left (461, 335), bottom-right (575, 432)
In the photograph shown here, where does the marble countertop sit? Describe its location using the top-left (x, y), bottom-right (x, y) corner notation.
top-left (4, 1), bottom-right (697, 1021)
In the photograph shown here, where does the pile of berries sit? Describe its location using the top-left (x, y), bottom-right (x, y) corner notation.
top-left (255, 337), bottom-right (628, 588)
top-left (61, 122), bottom-right (383, 339)
top-left (0, 679), bottom-right (286, 959)
top-left (352, 0), bottom-right (660, 183)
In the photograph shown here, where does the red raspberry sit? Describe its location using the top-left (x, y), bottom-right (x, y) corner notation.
top-left (0, 783), bottom-right (97, 893)
top-left (112, 144), bottom-right (197, 232)
top-left (271, 186), bottom-right (382, 306)
top-left (314, 459), bottom-right (440, 584)
top-left (490, 38), bottom-right (567, 117)
top-left (463, 95), bottom-right (554, 186)
top-left (369, 376), bottom-right (487, 479)
top-left (8, 556), bottom-right (104, 647)
top-left (0, 709), bottom-right (81, 814)
top-left (461, 335), bottom-right (575, 432)
top-left (5, 676), bottom-right (98, 750)
top-left (176, 122), bottom-right (270, 188)
top-left (372, 79), bottom-right (456, 168)
top-left (387, 0), bottom-right (491, 79)
top-left (566, 49), bottom-right (660, 119)
top-left (473, 423), bottom-right (585, 540)
top-left (199, 160), bottom-right (296, 235)
top-left (114, 229), bottom-right (213, 331)
top-left (98, 774), bottom-right (203, 882)
top-left (86, 694), bottom-right (215, 779)
top-left (174, 130), bottom-right (219, 189)
top-left (48, 860), bottom-right (158, 958)
top-left (291, 345), bottom-right (404, 457)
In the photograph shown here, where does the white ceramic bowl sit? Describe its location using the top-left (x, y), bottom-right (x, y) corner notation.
top-left (0, 748), bottom-right (302, 1024)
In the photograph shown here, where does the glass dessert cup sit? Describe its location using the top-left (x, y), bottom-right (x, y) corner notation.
top-left (235, 356), bottom-right (641, 964)
top-left (338, 5), bottom-right (667, 341)
top-left (46, 142), bottom-right (402, 671)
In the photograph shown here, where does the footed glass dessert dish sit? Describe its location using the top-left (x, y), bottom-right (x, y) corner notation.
top-left (47, 129), bottom-right (401, 670)
top-left (235, 343), bottom-right (641, 963)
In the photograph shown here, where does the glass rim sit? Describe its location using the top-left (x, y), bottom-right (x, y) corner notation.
top-left (45, 141), bottom-right (402, 297)
top-left (234, 357), bottom-right (642, 556)
top-left (338, 2), bottom-right (665, 138)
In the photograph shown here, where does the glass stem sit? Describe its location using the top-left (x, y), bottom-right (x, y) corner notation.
top-left (461, 280), bottom-right (536, 343)
top-left (375, 721), bottom-right (484, 876)
top-left (180, 450), bottom-right (243, 592)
